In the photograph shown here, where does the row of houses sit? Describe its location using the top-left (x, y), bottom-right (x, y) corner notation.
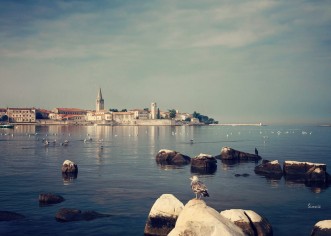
top-left (0, 107), bottom-right (198, 124)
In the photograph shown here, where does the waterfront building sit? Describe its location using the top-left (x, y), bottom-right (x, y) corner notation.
top-left (49, 108), bottom-right (87, 120)
top-left (7, 108), bottom-right (36, 123)
top-left (0, 108), bottom-right (6, 117)
top-left (112, 112), bottom-right (135, 124)
top-left (129, 109), bottom-right (149, 120)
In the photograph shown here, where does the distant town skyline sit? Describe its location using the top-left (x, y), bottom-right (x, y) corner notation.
top-left (0, 0), bottom-right (330, 125)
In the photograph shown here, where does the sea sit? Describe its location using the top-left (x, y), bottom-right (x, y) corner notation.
top-left (0, 125), bottom-right (330, 236)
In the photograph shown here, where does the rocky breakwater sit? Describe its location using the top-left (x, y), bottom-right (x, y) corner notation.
top-left (283, 161), bottom-right (330, 184)
top-left (254, 160), bottom-right (283, 179)
top-left (191, 153), bottom-right (217, 174)
top-left (217, 147), bottom-right (261, 162)
top-left (221, 209), bottom-right (273, 236)
top-left (144, 194), bottom-right (184, 236)
top-left (155, 149), bottom-right (191, 165)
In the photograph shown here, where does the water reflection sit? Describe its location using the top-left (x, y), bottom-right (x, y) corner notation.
top-left (62, 172), bottom-right (78, 185)
top-left (190, 165), bottom-right (217, 175)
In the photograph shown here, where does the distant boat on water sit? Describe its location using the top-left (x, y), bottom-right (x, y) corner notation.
top-left (0, 124), bottom-right (14, 129)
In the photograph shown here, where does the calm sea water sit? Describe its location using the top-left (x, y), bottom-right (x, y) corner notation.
top-left (0, 125), bottom-right (330, 235)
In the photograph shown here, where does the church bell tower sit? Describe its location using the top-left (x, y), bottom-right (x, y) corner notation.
top-left (96, 88), bottom-right (104, 112)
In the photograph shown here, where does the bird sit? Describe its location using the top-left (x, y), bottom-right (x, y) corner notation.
top-left (190, 176), bottom-right (209, 199)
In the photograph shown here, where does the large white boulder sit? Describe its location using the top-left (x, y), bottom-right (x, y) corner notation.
top-left (311, 220), bottom-right (331, 236)
top-left (168, 199), bottom-right (245, 236)
top-left (221, 209), bottom-right (273, 236)
top-left (144, 194), bottom-right (184, 236)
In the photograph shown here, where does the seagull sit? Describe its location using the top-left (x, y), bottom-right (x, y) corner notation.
top-left (190, 176), bottom-right (209, 199)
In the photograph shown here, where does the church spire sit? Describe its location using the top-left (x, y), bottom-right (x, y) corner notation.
top-left (96, 88), bottom-right (104, 112)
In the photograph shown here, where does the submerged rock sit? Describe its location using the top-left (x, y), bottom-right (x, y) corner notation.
top-left (217, 147), bottom-right (261, 162)
top-left (144, 194), bottom-right (184, 236)
top-left (168, 199), bottom-right (245, 236)
top-left (0, 211), bottom-right (25, 221)
top-left (255, 160), bottom-right (283, 179)
top-left (39, 193), bottom-right (65, 205)
top-left (55, 208), bottom-right (110, 222)
top-left (61, 160), bottom-right (78, 174)
top-left (311, 220), bottom-right (331, 236)
top-left (156, 149), bottom-right (191, 165)
top-left (221, 209), bottom-right (273, 236)
top-left (191, 153), bottom-right (217, 174)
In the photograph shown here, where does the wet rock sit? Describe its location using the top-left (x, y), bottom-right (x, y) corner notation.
top-left (168, 199), bottom-right (245, 236)
top-left (311, 220), bottom-right (331, 236)
top-left (156, 149), bottom-right (191, 165)
top-left (0, 211), bottom-right (25, 221)
top-left (255, 160), bottom-right (283, 179)
top-left (39, 193), bottom-right (65, 205)
top-left (191, 153), bottom-right (217, 174)
top-left (221, 209), bottom-right (273, 236)
top-left (217, 147), bottom-right (261, 161)
top-left (55, 208), bottom-right (110, 222)
top-left (144, 194), bottom-right (184, 236)
top-left (61, 160), bottom-right (78, 174)
top-left (283, 161), bottom-right (327, 182)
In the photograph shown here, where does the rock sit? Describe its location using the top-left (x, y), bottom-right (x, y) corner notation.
top-left (156, 149), bottom-right (191, 165)
top-left (283, 161), bottom-right (327, 182)
top-left (218, 147), bottom-right (261, 161)
top-left (55, 208), bottom-right (110, 222)
top-left (168, 199), bottom-right (245, 236)
top-left (191, 153), bottom-right (217, 174)
top-left (220, 209), bottom-right (273, 236)
top-left (61, 160), bottom-right (78, 174)
top-left (39, 193), bottom-right (65, 205)
top-left (311, 220), bottom-right (331, 236)
top-left (254, 160), bottom-right (283, 179)
top-left (306, 167), bottom-right (327, 183)
top-left (144, 194), bottom-right (184, 236)
top-left (0, 211), bottom-right (25, 221)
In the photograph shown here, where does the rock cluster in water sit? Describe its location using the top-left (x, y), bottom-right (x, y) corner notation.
top-left (311, 220), bottom-right (331, 236)
top-left (39, 193), bottom-right (65, 205)
top-left (255, 160), bottom-right (331, 185)
top-left (0, 211), bottom-right (25, 221)
top-left (144, 194), bottom-right (272, 236)
top-left (156, 149), bottom-right (191, 165)
top-left (55, 208), bottom-right (111, 222)
top-left (216, 146), bottom-right (261, 162)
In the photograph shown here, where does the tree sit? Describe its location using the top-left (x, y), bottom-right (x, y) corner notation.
top-left (0, 115), bottom-right (8, 122)
top-left (185, 117), bottom-right (191, 122)
top-left (144, 108), bottom-right (149, 112)
top-left (168, 109), bottom-right (176, 119)
top-left (109, 109), bottom-right (118, 112)
top-left (121, 109), bottom-right (127, 112)
top-left (157, 108), bottom-right (161, 119)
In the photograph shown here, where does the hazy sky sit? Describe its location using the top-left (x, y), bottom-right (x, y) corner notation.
top-left (0, 0), bottom-right (330, 124)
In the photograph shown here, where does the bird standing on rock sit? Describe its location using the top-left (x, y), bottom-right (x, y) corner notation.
top-left (190, 176), bottom-right (209, 199)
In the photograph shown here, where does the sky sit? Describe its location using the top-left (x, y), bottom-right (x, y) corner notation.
top-left (0, 0), bottom-right (330, 125)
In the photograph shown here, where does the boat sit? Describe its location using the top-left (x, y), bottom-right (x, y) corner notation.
top-left (0, 124), bottom-right (14, 129)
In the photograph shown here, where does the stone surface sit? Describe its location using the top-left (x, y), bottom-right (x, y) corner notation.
top-left (156, 149), bottom-right (191, 165)
top-left (144, 194), bottom-right (184, 236)
top-left (0, 211), bottom-right (25, 221)
top-left (254, 160), bottom-right (283, 179)
top-left (284, 161), bottom-right (327, 182)
top-left (168, 199), bottom-right (245, 236)
top-left (311, 220), bottom-right (331, 236)
top-left (55, 208), bottom-right (110, 222)
top-left (221, 209), bottom-right (273, 236)
top-left (39, 193), bottom-right (65, 205)
top-left (61, 160), bottom-right (78, 174)
top-left (191, 153), bottom-right (217, 174)
top-left (218, 147), bottom-right (261, 161)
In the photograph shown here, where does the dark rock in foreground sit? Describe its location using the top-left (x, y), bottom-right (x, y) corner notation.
top-left (191, 153), bottom-right (217, 174)
top-left (55, 208), bottom-right (111, 222)
top-left (61, 160), bottom-right (78, 174)
top-left (255, 160), bottom-right (283, 179)
top-left (156, 149), bottom-right (191, 165)
top-left (311, 220), bottom-right (331, 236)
top-left (144, 194), bottom-right (184, 236)
top-left (217, 147), bottom-right (261, 162)
top-left (39, 193), bottom-right (65, 205)
top-left (0, 211), bottom-right (25, 221)
top-left (221, 209), bottom-right (273, 236)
